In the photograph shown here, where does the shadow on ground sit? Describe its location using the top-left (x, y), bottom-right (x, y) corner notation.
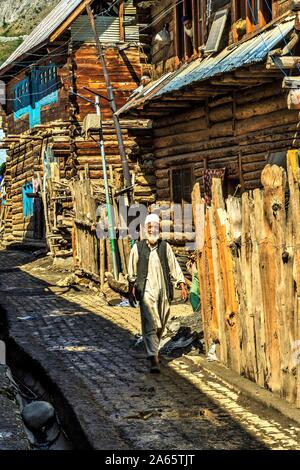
top-left (0, 249), bottom-right (268, 450)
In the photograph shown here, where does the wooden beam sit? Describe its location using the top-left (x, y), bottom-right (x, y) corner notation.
top-left (119, 0), bottom-right (125, 42)
top-left (174, 2), bottom-right (181, 66)
top-left (282, 76), bottom-right (300, 89)
top-left (288, 89), bottom-right (300, 109)
top-left (148, 101), bottom-right (192, 108)
top-left (211, 78), bottom-right (272, 86)
top-left (235, 70), bottom-right (282, 78)
top-left (50, 0), bottom-right (93, 42)
top-left (267, 55), bottom-right (300, 70)
top-left (292, 1), bottom-right (300, 11)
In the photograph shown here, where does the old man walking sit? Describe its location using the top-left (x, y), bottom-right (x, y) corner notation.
top-left (128, 214), bottom-right (188, 373)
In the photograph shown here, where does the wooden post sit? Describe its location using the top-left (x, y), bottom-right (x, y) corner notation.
top-left (86, 4), bottom-right (132, 191)
top-left (287, 150), bottom-right (300, 406)
top-left (259, 165), bottom-right (284, 394)
top-left (119, 0), bottom-right (125, 42)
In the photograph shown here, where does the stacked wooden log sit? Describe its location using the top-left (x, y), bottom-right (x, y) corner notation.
top-left (74, 119), bottom-right (156, 204)
top-left (194, 157), bottom-right (300, 406)
top-left (73, 44), bottom-right (146, 121)
top-left (2, 122), bottom-right (71, 245)
top-left (45, 179), bottom-right (73, 257)
top-left (153, 80), bottom-right (300, 199)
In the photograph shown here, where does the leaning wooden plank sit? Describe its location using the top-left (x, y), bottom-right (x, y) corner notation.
top-left (259, 165), bottom-right (282, 394)
top-left (210, 179), bottom-right (228, 365)
top-left (252, 189), bottom-right (268, 388)
top-left (287, 150), bottom-right (300, 406)
top-left (215, 203), bottom-right (241, 373)
top-left (199, 212), bottom-right (213, 353)
top-left (265, 164), bottom-right (295, 401)
top-left (240, 191), bottom-right (257, 381)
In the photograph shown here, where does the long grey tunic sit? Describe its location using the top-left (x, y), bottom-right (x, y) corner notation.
top-left (128, 241), bottom-right (185, 357)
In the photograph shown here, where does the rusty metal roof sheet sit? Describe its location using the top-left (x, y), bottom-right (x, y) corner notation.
top-left (118, 15), bottom-right (295, 115)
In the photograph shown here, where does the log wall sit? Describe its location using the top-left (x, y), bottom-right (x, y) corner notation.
top-left (153, 80), bottom-right (300, 202)
top-left (71, 44), bottom-right (146, 120)
top-left (3, 117), bottom-right (155, 244)
top-left (2, 36), bottom-right (152, 246)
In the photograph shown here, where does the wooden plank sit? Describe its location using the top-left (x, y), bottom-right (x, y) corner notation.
top-left (287, 150), bottom-right (300, 406)
top-left (282, 76), bottom-right (300, 89)
top-left (259, 165), bottom-right (283, 394)
top-left (210, 179), bottom-right (228, 364)
top-left (266, 55), bottom-right (300, 70)
top-left (240, 191), bottom-right (257, 381)
top-left (119, 0), bottom-right (125, 42)
top-left (251, 189), bottom-right (267, 387)
top-left (215, 200), bottom-right (240, 373)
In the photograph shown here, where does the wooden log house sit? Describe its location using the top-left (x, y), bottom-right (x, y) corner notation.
top-left (0, 0), bottom-right (155, 249)
top-left (118, 0), bottom-right (300, 404)
top-left (120, 0), bottom-right (300, 223)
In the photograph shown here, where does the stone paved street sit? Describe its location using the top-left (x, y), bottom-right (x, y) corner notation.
top-left (1, 249), bottom-right (300, 450)
top-left (0, 364), bottom-right (29, 450)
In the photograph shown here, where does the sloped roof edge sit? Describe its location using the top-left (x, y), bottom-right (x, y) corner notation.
top-left (0, 0), bottom-right (93, 76)
top-left (117, 14), bottom-right (295, 116)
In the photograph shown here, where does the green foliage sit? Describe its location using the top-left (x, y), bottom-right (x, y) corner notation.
top-left (0, 38), bottom-right (23, 64)
top-left (0, 162), bottom-right (6, 177)
top-left (0, 1), bottom-right (60, 37)
top-left (0, 39), bottom-right (23, 64)
top-left (0, 1), bottom-right (61, 65)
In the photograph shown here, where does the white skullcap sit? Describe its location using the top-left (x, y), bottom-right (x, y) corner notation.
top-left (144, 213), bottom-right (160, 226)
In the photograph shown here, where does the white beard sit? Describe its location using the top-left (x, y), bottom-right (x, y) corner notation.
top-left (146, 233), bottom-right (160, 245)
top-left (184, 26), bottom-right (194, 39)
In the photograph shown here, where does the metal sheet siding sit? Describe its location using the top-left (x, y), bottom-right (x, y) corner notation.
top-left (154, 17), bottom-right (295, 98)
top-left (125, 25), bottom-right (140, 41)
top-left (117, 15), bottom-right (295, 117)
top-left (71, 16), bottom-right (121, 43)
top-left (125, 0), bottom-right (136, 15)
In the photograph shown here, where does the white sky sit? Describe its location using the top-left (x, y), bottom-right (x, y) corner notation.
top-left (0, 130), bottom-right (6, 164)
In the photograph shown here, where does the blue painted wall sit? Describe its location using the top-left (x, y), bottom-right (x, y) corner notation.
top-left (13, 65), bottom-right (59, 128)
top-left (22, 182), bottom-right (34, 218)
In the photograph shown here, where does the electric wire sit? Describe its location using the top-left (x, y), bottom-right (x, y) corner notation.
top-left (246, 0), bottom-right (288, 77)
top-left (263, 0), bottom-right (300, 74)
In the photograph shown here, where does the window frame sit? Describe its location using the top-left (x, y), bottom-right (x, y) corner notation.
top-left (232, 0), bottom-right (274, 40)
top-left (170, 164), bottom-right (195, 206)
top-left (174, 0), bottom-right (204, 64)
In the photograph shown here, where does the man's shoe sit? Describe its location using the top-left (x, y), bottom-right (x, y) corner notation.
top-left (149, 356), bottom-right (160, 374)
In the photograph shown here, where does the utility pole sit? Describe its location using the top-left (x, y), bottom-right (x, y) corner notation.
top-left (86, 4), bottom-right (132, 192)
top-left (69, 89), bottom-right (119, 280)
top-left (94, 94), bottom-right (119, 280)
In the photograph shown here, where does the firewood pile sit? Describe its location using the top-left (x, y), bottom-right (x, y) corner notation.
top-left (44, 179), bottom-right (73, 257)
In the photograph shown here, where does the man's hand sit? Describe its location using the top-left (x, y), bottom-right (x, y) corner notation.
top-left (179, 283), bottom-right (188, 302)
top-left (128, 283), bottom-right (137, 307)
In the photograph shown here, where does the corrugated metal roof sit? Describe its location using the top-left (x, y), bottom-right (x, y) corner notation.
top-left (118, 15), bottom-right (295, 114)
top-left (71, 16), bottom-right (121, 43)
top-left (0, 0), bottom-right (90, 74)
top-left (125, 0), bottom-right (136, 15)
